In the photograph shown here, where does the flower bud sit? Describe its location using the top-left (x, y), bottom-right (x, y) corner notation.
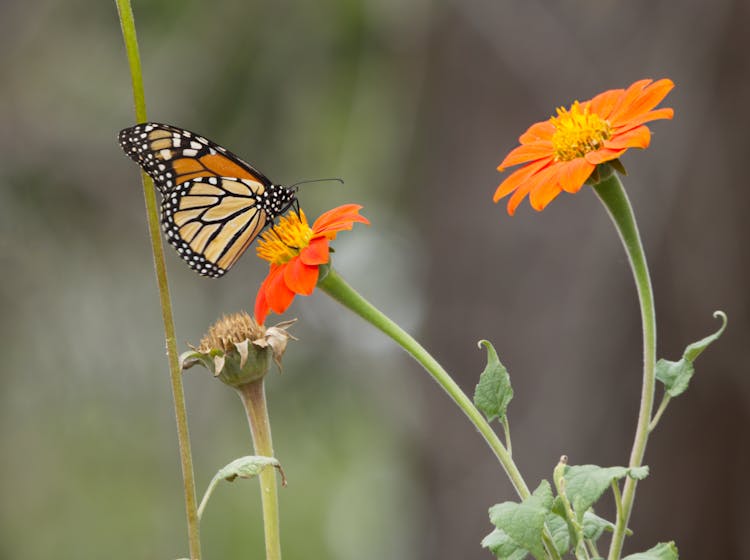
top-left (180, 312), bottom-right (295, 387)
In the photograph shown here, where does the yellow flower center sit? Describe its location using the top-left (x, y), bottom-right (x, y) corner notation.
top-left (256, 210), bottom-right (313, 265)
top-left (550, 101), bottom-right (612, 161)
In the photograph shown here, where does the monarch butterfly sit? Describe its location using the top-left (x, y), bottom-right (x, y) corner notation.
top-left (118, 122), bottom-right (297, 278)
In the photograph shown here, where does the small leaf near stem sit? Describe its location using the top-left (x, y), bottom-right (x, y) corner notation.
top-left (197, 456), bottom-right (286, 520)
top-left (649, 311), bottom-right (727, 432)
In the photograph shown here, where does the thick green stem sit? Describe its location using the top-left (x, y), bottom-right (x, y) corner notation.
top-left (237, 380), bottom-right (282, 560)
top-left (114, 2), bottom-right (201, 557)
top-left (593, 173), bottom-right (657, 560)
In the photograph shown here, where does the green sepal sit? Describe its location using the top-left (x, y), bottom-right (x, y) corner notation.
top-left (487, 481), bottom-right (553, 560)
top-left (474, 340), bottom-right (513, 423)
top-left (608, 158), bottom-right (628, 176)
top-left (622, 541), bottom-right (679, 560)
top-left (656, 311), bottom-right (727, 397)
top-left (180, 341), bottom-right (271, 387)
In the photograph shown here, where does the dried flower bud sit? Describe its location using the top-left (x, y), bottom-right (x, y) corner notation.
top-left (181, 312), bottom-right (295, 387)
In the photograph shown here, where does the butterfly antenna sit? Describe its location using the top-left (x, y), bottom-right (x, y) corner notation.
top-left (289, 177), bottom-right (344, 189)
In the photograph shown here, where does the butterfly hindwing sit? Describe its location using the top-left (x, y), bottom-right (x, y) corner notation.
top-left (161, 176), bottom-right (274, 277)
top-left (118, 122), bottom-right (274, 194)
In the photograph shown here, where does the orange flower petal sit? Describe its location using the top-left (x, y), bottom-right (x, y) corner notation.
top-left (518, 164), bottom-right (560, 213)
top-left (519, 121), bottom-right (555, 144)
top-left (529, 179), bottom-right (562, 212)
top-left (614, 107), bottom-right (674, 131)
top-left (506, 179), bottom-right (534, 216)
top-left (607, 126), bottom-right (651, 150)
top-left (266, 265), bottom-right (296, 313)
top-left (556, 158), bottom-right (595, 194)
top-left (312, 204), bottom-right (369, 239)
top-left (300, 236), bottom-right (329, 265)
top-left (608, 79), bottom-right (652, 123)
top-left (497, 141), bottom-right (553, 171)
top-left (614, 79), bottom-right (674, 124)
top-left (588, 88), bottom-right (625, 120)
top-left (283, 256), bottom-right (319, 295)
top-left (254, 280), bottom-right (271, 325)
top-left (493, 158), bottom-right (552, 202)
top-left (584, 147), bottom-right (626, 165)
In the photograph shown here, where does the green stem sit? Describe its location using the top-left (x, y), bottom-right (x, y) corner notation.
top-left (501, 417), bottom-right (513, 457)
top-left (648, 394), bottom-right (671, 433)
top-left (237, 380), bottom-right (282, 560)
top-left (114, 2), bottom-right (201, 558)
top-left (318, 268), bottom-right (562, 560)
top-left (592, 173), bottom-right (657, 560)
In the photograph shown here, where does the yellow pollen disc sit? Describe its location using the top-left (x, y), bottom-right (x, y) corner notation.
top-left (550, 101), bottom-right (612, 161)
top-left (256, 210), bottom-right (314, 265)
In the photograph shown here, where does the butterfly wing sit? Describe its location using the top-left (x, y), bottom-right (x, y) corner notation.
top-left (161, 176), bottom-right (275, 277)
top-left (118, 122), bottom-right (274, 194)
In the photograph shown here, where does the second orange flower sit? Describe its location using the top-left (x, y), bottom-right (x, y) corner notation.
top-left (254, 204), bottom-right (369, 324)
top-left (494, 78), bottom-right (674, 215)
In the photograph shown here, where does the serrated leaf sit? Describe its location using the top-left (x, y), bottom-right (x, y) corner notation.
top-left (481, 529), bottom-right (529, 560)
top-left (656, 311), bottom-right (727, 397)
top-left (622, 541), bottom-right (679, 560)
top-left (582, 511), bottom-right (616, 542)
top-left (474, 340), bottom-right (513, 422)
top-left (488, 481), bottom-right (552, 560)
top-left (564, 465), bottom-right (647, 520)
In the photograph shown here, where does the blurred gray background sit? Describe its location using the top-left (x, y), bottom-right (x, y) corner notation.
top-left (1, 0), bottom-right (748, 558)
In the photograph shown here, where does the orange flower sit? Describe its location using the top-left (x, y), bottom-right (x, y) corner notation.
top-left (254, 204), bottom-right (369, 324)
top-left (494, 79), bottom-right (674, 215)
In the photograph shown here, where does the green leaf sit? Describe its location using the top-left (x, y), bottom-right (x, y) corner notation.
top-left (623, 541), bottom-right (679, 560)
top-left (628, 466), bottom-right (650, 480)
top-left (656, 311), bottom-right (727, 397)
top-left (481, 529), bottom-right (529, 560)
top-left (216, 455), bottom-right (282, 481)
top-left (563, 465), bottom-right (648, 520)
top-left (488, 481), bottom-right (552, 560)
top-left (545, 512), bottom-right (572, 556)
top-left (582, 511), bottom-right (616, 542)
top-left (198, 455), bottom-right (285, 520)
top-left (474, 340), bottom-right (514, 422)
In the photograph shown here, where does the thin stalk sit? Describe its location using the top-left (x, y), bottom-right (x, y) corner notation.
top-left (318, 268), bottom-right (562, 560)
top-left (593, 173), bottom-right (657, 560)
top-left (237, 380), bottom-right (282, 560)
top-left (648, 394), bottom-right (671, 432)
top-left (115, 2), bottom-right (201, 558)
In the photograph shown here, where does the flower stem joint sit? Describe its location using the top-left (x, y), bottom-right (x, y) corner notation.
top-left (180, 311), bottom-right (296, 387)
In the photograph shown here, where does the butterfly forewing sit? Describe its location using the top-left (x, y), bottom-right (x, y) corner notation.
top-left (118, 122), bottom-right (273, 194)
